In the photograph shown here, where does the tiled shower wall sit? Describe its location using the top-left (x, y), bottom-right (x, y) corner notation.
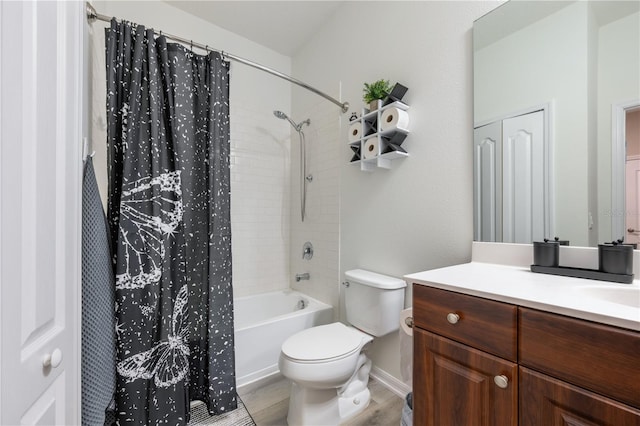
top-left (233, 100), bottom-right (340, 304)
top-left (290, 101), bottom-right (341, 313)
top-left (230, 103), bottom-right (292, 298)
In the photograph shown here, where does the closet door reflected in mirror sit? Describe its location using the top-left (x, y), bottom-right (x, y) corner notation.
top-left (474, 109), bottom-right (549, 243)
top-left (474, 121), bottom-right (502, 242)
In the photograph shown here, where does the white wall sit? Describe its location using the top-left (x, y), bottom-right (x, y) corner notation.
top-left (292, 1), bottom-right (498, 382)
top-left (89, 1), bottom-right (293, 297)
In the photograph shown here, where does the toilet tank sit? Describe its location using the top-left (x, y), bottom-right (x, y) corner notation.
top-left (344, 269), bottom-right (406, 337)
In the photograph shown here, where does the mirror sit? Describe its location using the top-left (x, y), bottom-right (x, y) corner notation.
top-left (473, 1), bottom-right (640, 247)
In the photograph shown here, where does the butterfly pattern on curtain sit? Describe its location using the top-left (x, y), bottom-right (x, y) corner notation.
top-left (105, 19), bottom-right (236, 425)
top-left (114, 171), bottom-right (183, 290)
top-left (117, 284), bottom-right (190, 387)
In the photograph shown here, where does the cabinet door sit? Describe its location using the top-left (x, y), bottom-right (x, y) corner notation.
top-left (414, 329), bottom-right (517, 426)
top-left (519, 307), bottom-right (640, 408)
top-left (520, 367), bottom-right (640, 425)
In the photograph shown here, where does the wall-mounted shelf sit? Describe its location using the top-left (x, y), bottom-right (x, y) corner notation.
top-left (348, 100), bottom-right (410, 172)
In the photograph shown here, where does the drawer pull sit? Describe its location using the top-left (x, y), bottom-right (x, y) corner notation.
top-left (494, 375), bottom-right (509, 389)
top-left (446, 313), bottom-right (460, 324)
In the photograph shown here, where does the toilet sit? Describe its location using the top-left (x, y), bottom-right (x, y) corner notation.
top-left (278, 269), bottom-right (406, 425)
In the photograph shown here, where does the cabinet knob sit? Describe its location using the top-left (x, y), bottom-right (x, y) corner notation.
top-left (446, 313), bottom-right (460, 324)
top-left (42, 348), bottom-right (63, 369)
top-left (494, 375), bottom-right (509, 389)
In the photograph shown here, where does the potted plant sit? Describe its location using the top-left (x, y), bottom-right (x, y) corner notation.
top-left (363, 79), bottom-right (391, 111)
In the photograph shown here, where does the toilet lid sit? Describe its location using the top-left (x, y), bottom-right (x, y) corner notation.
top-left (281, 322), bottom-right (370, 362)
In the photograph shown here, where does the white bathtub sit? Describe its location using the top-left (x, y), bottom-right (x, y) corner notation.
top-left (234, 290), bottom-right (333, 387)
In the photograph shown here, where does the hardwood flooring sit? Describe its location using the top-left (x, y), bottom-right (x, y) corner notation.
top-left (238, 376), bottom-right (404, 426)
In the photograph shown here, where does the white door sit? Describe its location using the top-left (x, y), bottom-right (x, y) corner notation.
top-left (0, 2), bottom-right (83, 424)
top-left (473, 121), bottom-right (502, 242)
top-left (502, 111), bottom-right (545, 243)
top-left (625, 158), bottom-right (640, 245)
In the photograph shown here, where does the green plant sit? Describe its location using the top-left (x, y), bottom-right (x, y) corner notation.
top-left (363, 79), bottom-right (392, 104)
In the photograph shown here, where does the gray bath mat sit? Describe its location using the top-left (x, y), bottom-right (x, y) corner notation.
top-left (188, 396), bottom-right (256, 426)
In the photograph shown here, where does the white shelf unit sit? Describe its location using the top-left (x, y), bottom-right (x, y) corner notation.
top-left (348, 100), bottom-right (410, 172)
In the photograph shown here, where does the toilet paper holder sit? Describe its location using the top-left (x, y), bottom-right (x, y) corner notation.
top-left (404, 316), bottom-right (414, 328)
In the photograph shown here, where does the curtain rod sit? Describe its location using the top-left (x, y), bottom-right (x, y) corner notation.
top-left (85, 3), bottom-right (350, 113)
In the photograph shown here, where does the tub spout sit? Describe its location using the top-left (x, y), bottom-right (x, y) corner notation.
top-left (295, 273), bottom-right (310, 282)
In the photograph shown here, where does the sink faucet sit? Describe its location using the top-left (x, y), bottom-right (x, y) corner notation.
top-left (295, 273), bottom-right (310, 282)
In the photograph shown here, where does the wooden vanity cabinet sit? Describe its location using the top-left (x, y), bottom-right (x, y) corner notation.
top-left (414, 329), bottom-right (518, 426)
top-left (518, 307), bottom-right (640, 425)
top-left (413, 284), bottom-right (517, 361)
top-left (519, 307), bottom-right (640, 409)
top-left (413, 285), bottom-right (518, 425)
top-left (413, 283), bottom-right (640, 426)
top-left (519, 367), bottom-right (640, 425)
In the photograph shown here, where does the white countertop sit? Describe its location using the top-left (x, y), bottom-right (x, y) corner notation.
top-left (405, 262), bottom-right (640, 331)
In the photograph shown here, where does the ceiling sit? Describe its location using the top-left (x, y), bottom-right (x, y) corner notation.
top-left (165, 1), bottom-right (345, 56)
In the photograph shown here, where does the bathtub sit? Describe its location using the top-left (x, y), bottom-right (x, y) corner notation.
top-left (234, 290), bottom-right (333, 387)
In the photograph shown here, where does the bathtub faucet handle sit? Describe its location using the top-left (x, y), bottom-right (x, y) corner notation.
top-left (295, 273), bottom-right (310, 282)
top-left (302, 242), bottom-right (314, 260)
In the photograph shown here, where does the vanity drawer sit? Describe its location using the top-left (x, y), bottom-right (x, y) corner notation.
top-left (519, 307), bottom-right (640, 408)
top-left (413, 284), bottom-right (518, 361)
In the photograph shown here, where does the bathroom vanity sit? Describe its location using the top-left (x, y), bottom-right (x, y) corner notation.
top-left (406, 262), bottom-right (640, 425)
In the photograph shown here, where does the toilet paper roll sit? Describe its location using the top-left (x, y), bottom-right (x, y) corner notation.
top-left (363, 137), bottom-right (379, 159)
top-left (400, 307), bottom-right (413, 337)
top-left (348, 121), bottom-right (362, 142)
top-left (399, 308), bottom-right (413, 387)
top-left (381, 107), bottom-right (410, 132)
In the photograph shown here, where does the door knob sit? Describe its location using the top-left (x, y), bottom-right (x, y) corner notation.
top-left (42, 348), bottom-right (63, 368)
top-left (628, 228), bottom-right (636, 233)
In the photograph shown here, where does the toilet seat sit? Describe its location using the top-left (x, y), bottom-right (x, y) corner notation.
top-left (281, 323), bottom-right (371, 363)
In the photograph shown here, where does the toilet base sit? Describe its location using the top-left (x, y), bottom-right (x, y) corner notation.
top-left (338, 387), bottom-right (371, 423)
top-left (286, 354), bottom-right (372, 426)
top-left (286, 383), bottom-right (371, 426)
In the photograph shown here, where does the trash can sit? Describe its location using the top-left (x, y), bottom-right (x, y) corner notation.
top-left (401, 392), bottom-right (412, 426)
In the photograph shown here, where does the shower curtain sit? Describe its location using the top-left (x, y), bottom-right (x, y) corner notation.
top-left (105, 19), bottom-right (236, 424)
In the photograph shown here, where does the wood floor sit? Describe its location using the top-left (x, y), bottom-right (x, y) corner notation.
top-left (238, 376), bottom-right (404, 426)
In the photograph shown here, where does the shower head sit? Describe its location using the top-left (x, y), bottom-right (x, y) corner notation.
top-left (273, 110), bottom-right (298, 129)
top-left (274, 110), bottom-right (311, 222)
top-left (273, 110), bottom-right (310, 131)
top-left (273, 110), bottom-right (288, 120)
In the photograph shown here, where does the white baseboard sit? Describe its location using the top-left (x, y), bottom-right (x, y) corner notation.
top-left (238, 365), bottom-right (411, 400)
top-left (237, 370), bottom-right (284, 395)
top-left (370, 366), bottom-right (411, 398)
